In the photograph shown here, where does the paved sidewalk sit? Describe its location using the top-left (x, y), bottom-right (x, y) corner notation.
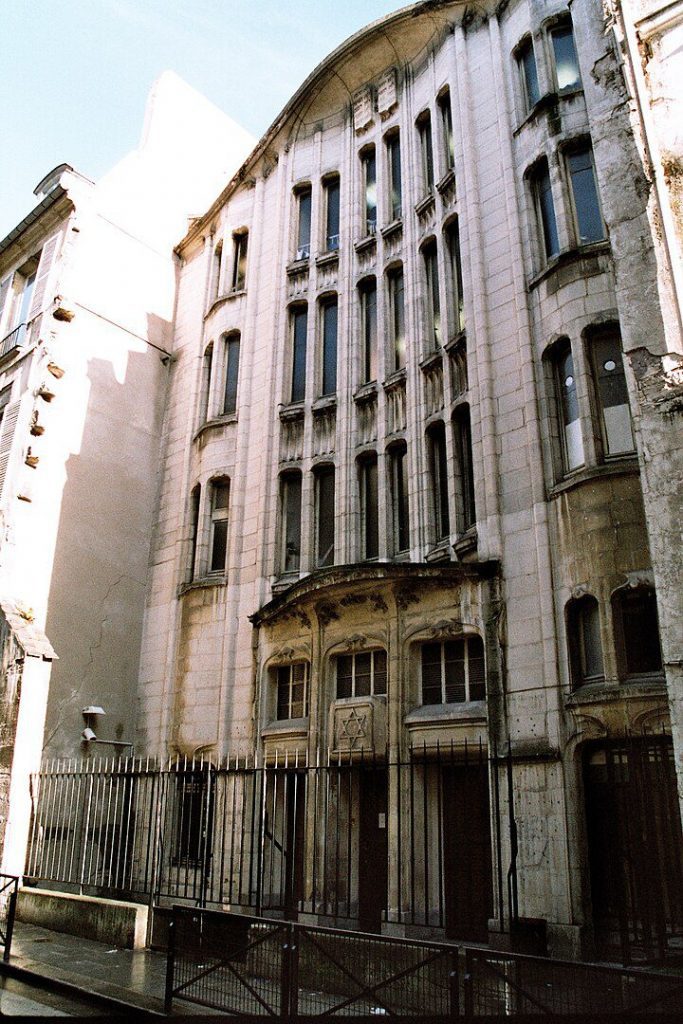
top-left (4, 920), bottom-right (173, 1015)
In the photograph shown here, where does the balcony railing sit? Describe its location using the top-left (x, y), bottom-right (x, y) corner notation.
top-left (0, 316), bottom-right (40, 361)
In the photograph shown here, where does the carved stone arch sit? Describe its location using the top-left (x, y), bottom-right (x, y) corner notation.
top-left (631, 705), bottom-right (671, 736)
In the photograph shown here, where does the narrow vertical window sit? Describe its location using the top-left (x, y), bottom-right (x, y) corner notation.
top-left (209, 479), bottom-right (230, 573)
top-left (428, 423), bottom-right (450, 541)
top-left (212, 242), bottom-right (223, 300)
top-left (359, 455), bottom-right (379, 559)
top-left (321, 297), bottom-right (338, 396)
top-left (423, 240), bottom-right (441, 350)
top-left (551, 21), bottom-right (581, 92)
top-left (315, 465), bottom-right (335, 567)
top-left (359, 278), bottom-right (377, 384)
top-left (388, 266), bottom-right (405, 370)
top-left (281, 472), bottom-right (302, 573)
top-left (386, 133), bottom-right (402, 221)
top-left (291, 307), bottom-right (308, 403)
top-left (438, 90), bottom-right (455, 173)
top-left (421, 636), bottom-right (486, 704)
top-left (518, 38), bottom-right (540, 111)
top-left (189, 485), bottom-right (201, 580)
top-left (277, 663), bottom-right (309, 720)
top-left (417, 112), bottom-right (434, 194)
top-left (200, 342), bottom-right (213, 422)
top-left (566, 144), bottom-right (604, 245)
top-left (324, 176), bottom-right (340, 252)
top-left (222, 332), bottom-right (240, 415)
top-left (567, 595), bottom-right (604, 688)
top-left (590, 330), bottom-right (634, 456)
top-left (532, 159), bottom-right (559, 260)
top-left (231, 231), bottom-right (248, 290)
top-left (446, 219), bottom-right (465, 335)
top-left (361, 148), bottom-right (377, 235)
top-left (296, 187), bottom-right (312, 259)
top-left (389, 444), bottom-right (409, 554)
top-left (612, 587), bottom-right (663, 679)
top-left (453, 406), bottom-right (476, 532)
top-left (554, 340), bottom-right (584, 472)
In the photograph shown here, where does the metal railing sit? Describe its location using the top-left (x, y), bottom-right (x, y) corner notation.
top-left (0, 316), bottom-right (42, 360)
top-left (0, 874), bottom-right (18, 961)
top-left (165, 904), bottom-right (683, 1018)
top-left (25, 743), bottom-right (507, 941)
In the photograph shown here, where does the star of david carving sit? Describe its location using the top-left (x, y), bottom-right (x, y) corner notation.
top-left (340, 707), bottom-right (368, 749)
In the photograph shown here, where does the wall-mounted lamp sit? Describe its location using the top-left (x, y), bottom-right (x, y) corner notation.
top-left (81, 706), bottom-right (133, 751)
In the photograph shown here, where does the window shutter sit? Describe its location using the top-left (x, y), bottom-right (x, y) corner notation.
top-left (28, 232), bottom-right (62, 321)
top-left (0, 276), bottom-right (11, 337)
top-left (0, 400), bottom-right (22, 502)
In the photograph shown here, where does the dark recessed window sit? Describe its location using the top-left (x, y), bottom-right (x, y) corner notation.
top-left (321, 297), bottom-right (338, 396)
top-left (222, 333), bottom-right (240, 415)
top-left (280, 472), bottom-right (302, 573)
top-left (315, 465), bottom-right (335, 568)
top-left (291, 307), bottom-right (308, 403)
top-left (277, 663), bottom-right (309, 719)
top-left (421, 636), bottom-right (486, 704)
top-left (567, 595), bottom-right (604, 687)
top-left (613, 588), bottom-right (663, 679)
top-left (336, 649), bottom-right (387, 698)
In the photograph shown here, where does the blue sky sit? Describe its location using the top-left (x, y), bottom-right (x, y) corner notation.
top-left (1, 0), bottom-right (403, 237)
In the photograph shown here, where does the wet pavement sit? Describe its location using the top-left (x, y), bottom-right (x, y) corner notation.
top-left (0, 973), bottom-right (106, 1016)
top-left (3, 920), bottom-right (169, 1015)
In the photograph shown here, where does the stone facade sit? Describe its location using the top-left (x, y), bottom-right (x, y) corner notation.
top-left (135, 0), bottom-right (682, 960)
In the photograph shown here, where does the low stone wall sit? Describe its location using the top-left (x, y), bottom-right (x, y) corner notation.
top-left (16, 887), bottom-right (148, 949)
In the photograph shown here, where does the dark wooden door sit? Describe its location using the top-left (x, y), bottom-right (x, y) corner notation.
top-left (442, 764), bottom-right (493, 941)
top-left (358, 768), bottom-right (388, 933)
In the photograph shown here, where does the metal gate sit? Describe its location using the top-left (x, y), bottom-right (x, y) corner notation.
top-left (584, 735), bottom-right (683, 963)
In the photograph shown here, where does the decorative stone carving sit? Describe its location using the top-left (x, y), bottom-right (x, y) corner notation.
top-left (316, 600), bottom-right (339, 626)
top-left (377, 68), bottom-right (398, 119)
top-left (353, 86), bottom-right (374, 133)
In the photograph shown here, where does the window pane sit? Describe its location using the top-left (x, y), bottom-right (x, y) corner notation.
top-left (557, 343), bottom-right (584, 470)
top-left (592, 334), bottom-right (634, 455)
top-left (232, 234), bottom-right (248, 289)
top-left (291, 309), bottom-right (307, 402)
top-left (447, 220), bottom-right (465, 334)
top-left (392, 447), bottom-right (410, 552)
top-left (388, 135), bottom-right (402, 220)
top-left (337, 656), bottom-right (353, 698)
top-left (190, 486), bottom-right (200, 579)
top-left (568, 148), bottom-right (604, 244)
top-left (210, 519), bottom-right (228, 572)
top-left (355, 652), bottom-right (372, 696)
top-left (444, 640), bottom-right (466, 703)
top-left (390, 269), bottom-right (405, 370)
top-left (536, 163), bottom-right (559, 259)
top-left (326, 179), bottom-right (340, 251)
top-left (552, 25), bottom-right (581, 91)
top-left (520, 41), bottom-right (540, 108)
top-left (430, 425), bottom-right (450, 539)
top-left (200, 344), bottom-right (213, 422)
top-left (468, 636), bottom-right (486, 700)
top-left (439, 93), bottom-right (454, 171)
top-left (361, 281), bottom-right (377, 383)
top-left (298, 190), bottom-right (312, 255)
top-left (421, 644), bottom-right (442, 704)
top-left (620, 590), bottom-right (663, 675)
top-left (424, 243), bottom-right (441, 349)
top-left (316, 467), bottom-right (335, 567)
top-left (373, 650), bottom-right (387, 695)
top-left (580, 600), bottom-right (604, 680)
top-left (283, 474), bottom-right (302, 572)
top-left (322, 300), bottom-right (337, 395)
top-left (361, 458), bottom-right (378, 559)
top-left (223, 336), bottom-right (240, 415)
top-left (363, 151), bottom-right (377, 234)
top-left (277, 667), bottom-right (290, 719)
top-left (419, 115), bottom-right (434, 191)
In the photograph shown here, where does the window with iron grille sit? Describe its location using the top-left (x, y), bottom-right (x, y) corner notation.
top-left (336, 649), bottom-right (387, 699)
top-left (421, 636), bottom-right (486, 704)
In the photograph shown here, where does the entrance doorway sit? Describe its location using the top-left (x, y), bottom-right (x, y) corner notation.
top-left (358, 768), bottom-right (388, 933)
top-left (584, 737), bottom-right (683, 962)
top-left (262, 769), bottom-right (307, 918)
top-left (442, 763), bottom-right (493, 942)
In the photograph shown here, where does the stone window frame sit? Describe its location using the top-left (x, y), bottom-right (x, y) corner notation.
top-left (545, 13), bottom-right (583, 96)
top-left (566, 593), bottom-right (605, 689)
top-left (322, 172), bottom-right (341, 254)
top-left (358, 275), bottom-right (378, 387)
top-left (288, 302), bottom-right (309, 405)
top-left (293, 181), bottom-right (313, 261)
top-left (386, 262), bottom-right (406, 372)
top-left (318, 292), bottom-right (338, 398)
top-left (279, 469), bottom-right (303, 575)
top-left (420, 235), bottom-right (442, 356)
top-left (426, 420), bottom-right (451, 545)
top-left (560, 137), bottom-right (606, 249)
top-left (443, 215), bottom-right (466, 341)
top-left (583, 323), bottom-right (635, 463)
top-left (436, 86), bottom-right (455, 180)
top-left (526, 155), bottom-right (560, 266)
top-left (419, 633), bottom-right (487, 706)
top-left (313, 462), bottom-right (335, 569)
top-left (543, 336), bottom-right (586, 480)
top-left (611, 583), bottom-right (664, 683)
top-left (186, 473), bottom-right (231, 581)
top-left (208, 476), bottom-right (231, 576)
top-left (451, 404), bottom-right (476, 536)
top-left (334, 647), bottom-right (388, 700)
top-left (230, 228), bottom-right (249, 292)
top-left (357, 451), bottom-right (379, 561)
top-left (415, 108), bottom-right (435, 198)
top-left (387, 440), bottom-right (410, 556)
top-left (359, 145), bottom-right (377, 239)
top-left (275, 661), bottom-right (310, 721)
top-left (384, 128), bottom-right (402, 224)
top-left (221, 331), bottom-right (241, 417)
top-left (513, 34), bottom-right (541, 116)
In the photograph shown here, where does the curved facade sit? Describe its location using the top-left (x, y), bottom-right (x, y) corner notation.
top-left (136, 0), bottom-right (682, 960)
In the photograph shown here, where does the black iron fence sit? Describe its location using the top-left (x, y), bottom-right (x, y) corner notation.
top-left (0, 873), bottom-right (18, 961)
top-left (25, 744), bottom-right (508, 943)
top-left (165, 904), bottom-right (683, 1018)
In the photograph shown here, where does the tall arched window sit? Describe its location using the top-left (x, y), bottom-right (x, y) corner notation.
top-left (222, 332), bottom-right (240, 415)
top-left (199, 342), bottom-right (214, 422)
top-left (566, 594), bottom-right (603, 687)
